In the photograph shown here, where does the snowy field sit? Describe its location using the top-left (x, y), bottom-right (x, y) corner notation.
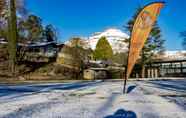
top-left (0, 79), bottom-right (186, 118)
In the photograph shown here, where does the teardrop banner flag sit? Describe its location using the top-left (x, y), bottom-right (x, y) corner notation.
top-left (123, 2), bottom-right (165, 93)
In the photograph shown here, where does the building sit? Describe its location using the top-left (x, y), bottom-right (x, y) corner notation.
top-left (144, 51), bottom-right (186, 78)
top-left (0, 39), bottom-right (61, 62)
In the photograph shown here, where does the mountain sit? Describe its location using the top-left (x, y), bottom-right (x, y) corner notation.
top-left (86, 28), bottom-right (129, 53)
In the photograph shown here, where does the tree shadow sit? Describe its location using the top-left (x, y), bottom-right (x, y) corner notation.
top-left (2, 100), bottom-right (59, 118)
top-left (146, 80), bottom-right (186, 93)
top-left (127, 85), bottom-right (136, 94)
top-left (0, 81), bottom-right (103, 100)
top-left (104, 109), bottom-right (137, 118)
top-left (95, 92), bottom-right (119, 115)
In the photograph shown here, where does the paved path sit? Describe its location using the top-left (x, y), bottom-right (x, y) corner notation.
top-left (0, 79), bottom-right (185, 118)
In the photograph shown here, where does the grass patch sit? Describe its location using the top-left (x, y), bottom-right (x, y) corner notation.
top-left (98, 96), bottom-right (107, 99)
top-left (69, 91), bottom-right (96, 97)
top-left (69, 89), bottom-right (97, 97)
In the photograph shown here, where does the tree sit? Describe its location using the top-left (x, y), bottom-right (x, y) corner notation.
top-left (180, 31), bottom-right (186, 50)
top-left (17, 15), bottom-right (44, 61)
top-left (58, 37), bottom-right (92, 79)
top-left (112, 52), bottom-right (128, 65)
top-left (68, 37), bottom-right (87, 48)
top-left (17, 15), bottom-right (58, 62)
top-left (0, 0), bottom-right (27, 18)
top-left (69, 37), bottom-right (91, 69)
top-left (8, 0), bottom-right (18, 74)
top-left (0, 0), bottom-right (27, 41)
top-left (18, 15), bottom-right (43, 43)
top-left (93, 36), bottom-right (113, 60)
top-left (125, 7), bottom-right (165, 78)
top-left (0, 0), bottom-right (5, 15)
top-left (44, 24), bottom-right (57, 42)
top-left (15, 0), bottom-right (28, 17)
top-left (0, 27), bottom-right (8, 39)
top-left (0, 0), bottom-right (27, 74)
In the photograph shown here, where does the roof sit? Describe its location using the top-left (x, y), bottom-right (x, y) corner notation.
top-left (19, 41), bottom-right (57, 47)
top-left (0, 40), bottom-right (64, 48)
top-left (152, 59), bottom-right (186, 64)
top-left (87, 68), bottom-right (109, 71)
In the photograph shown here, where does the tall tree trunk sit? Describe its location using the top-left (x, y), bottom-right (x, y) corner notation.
top-left (8, 0), bottom-right (17, 75)
top-left (141, 64), bottom-right (145, 78)
top-left (141, 50), bottom-right (145, 78)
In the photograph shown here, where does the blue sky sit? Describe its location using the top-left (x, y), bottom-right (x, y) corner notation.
top-left (26, 0), bottom-right (186, 50)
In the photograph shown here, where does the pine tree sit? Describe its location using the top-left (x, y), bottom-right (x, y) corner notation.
top-left (125, 7), bottom-right (165, 78)
top-left (180, 31), bottom-right (186, 50)
top-left (44, 24), bottom-right (57, 42)
top-left (93, 37), bottom-right (113, 60)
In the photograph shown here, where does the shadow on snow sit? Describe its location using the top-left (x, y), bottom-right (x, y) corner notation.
top-left (146, 79), bottom-right (186, 93)
top-left (104, 109), bottom-right (137, 118)
top-left (0, 81), bottom-right (103, 99)
top-left (127, 85), bottom-right (136, 94)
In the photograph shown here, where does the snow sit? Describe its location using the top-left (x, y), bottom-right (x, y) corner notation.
top-left (0, 79), bottom-right (186, 118)
top-left (87, 28), bottom-right (129, 53)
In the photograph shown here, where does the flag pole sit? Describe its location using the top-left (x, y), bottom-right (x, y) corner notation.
top-left (123, 55), bottom-right (129, 94)
top-left (123, 74), bottom-right (127, 94)
top-left (123, 35), bottom-right (130, 94)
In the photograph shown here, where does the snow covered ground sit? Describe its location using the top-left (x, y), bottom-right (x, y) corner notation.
top-left (0, 79), bottom-right (185, 118)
